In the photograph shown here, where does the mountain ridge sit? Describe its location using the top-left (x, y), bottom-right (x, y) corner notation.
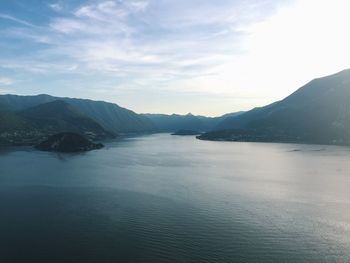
top-left (0, 100), bottom-right (113, 145)
top-left (0, 94), bottom-right (156, 134)
top-left (199, 69), bottom-right (350, 145)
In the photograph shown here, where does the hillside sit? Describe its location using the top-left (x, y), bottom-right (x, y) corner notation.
top-left (199, 69), bottom-right (350, 145)
top-left (19, 100), bottom-right (112, 138)
top-left (0, 94), bottom-right (156, 133)
top-left (0, 100), bottom-right (112, 145)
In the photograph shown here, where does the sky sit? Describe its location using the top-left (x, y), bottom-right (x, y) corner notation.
top-left (0, 0), bottom-right (350, 116)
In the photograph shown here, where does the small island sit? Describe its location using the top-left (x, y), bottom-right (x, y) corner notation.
top-left (35, 132), bottom-right (104, 153)
top-left (172, 129), bottom-right (201, 136)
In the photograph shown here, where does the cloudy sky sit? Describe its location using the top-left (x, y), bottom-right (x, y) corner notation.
top-left (0, 0), bottom-right (350, 116)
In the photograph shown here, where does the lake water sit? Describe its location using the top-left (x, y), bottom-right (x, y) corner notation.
top-left (1, 134), bottom-right (350, 262)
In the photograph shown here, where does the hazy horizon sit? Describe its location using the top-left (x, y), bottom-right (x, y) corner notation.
top-left (1, 0), bottom-right (350, 116)
top-left (1, 67), bottom-right (349, 118)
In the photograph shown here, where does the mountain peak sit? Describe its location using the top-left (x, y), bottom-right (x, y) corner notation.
top-left (210, 69), bottom-right (350, 145)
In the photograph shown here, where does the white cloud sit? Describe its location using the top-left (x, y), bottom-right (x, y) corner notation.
top-left (50, 1), bottom-right (133, 35)
top-left (49, 3), bottom-right (63, 12)
top-left (3, 28), bottom-right (53, 44)
top-left (0, 14), bottom-right (36, 27)
top-left (74, 1), bottom-right (127, 19)
top-left (74, 1), bottom-right (136, 19)
top-left (128, 1), bottom-right (149, 12)
top-left (45, 0), bottom-right (271, 80)
top-left (50, 18), bottom-right (87, 33)
top-left (0, 77), bottom-right (14, 85)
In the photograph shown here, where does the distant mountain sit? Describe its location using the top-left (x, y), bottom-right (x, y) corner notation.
top-left (172, 129), bottom-right (201, 136)
top-left (199, 69), bottom-right (350, 145)
top-left (0, 94), bottom-right (156, 134)
top-left (143, 112), bottom-right (244, 132)
top-left (0, 100), bottom-right (112, 145)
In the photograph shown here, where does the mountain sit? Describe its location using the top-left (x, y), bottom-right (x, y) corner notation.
top-left (199, 69), bottom-right (350, 145)
top-left (0, 100), bottom-right (112, 145)
top-left (143, 112), bottom-right (244, 132)
top-left (0, 94), bottom-right (156, 133)
top-left (19, 100), bottom-right (112, 138)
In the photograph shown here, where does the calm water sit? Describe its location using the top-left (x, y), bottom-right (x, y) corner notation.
top-left (1, 134), bottom-right (350, 262)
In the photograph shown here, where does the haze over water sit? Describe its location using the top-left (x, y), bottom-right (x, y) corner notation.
top-left (1, 134), bottom-right (350, 262)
